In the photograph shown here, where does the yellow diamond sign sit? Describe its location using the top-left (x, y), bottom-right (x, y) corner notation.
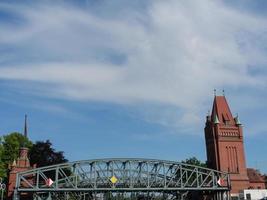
top-left (110, 175), bottom-right (118, 184)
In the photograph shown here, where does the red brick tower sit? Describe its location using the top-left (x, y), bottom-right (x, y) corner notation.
top-left (7, 147), bottom-right (32, 199)
top-left (204, 95), bottom-right (249, 195)
top-left (7, 115), bottom-right (33, 200)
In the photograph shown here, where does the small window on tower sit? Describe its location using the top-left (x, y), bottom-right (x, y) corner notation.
top-left (222, 113), bottom-right (230, 125)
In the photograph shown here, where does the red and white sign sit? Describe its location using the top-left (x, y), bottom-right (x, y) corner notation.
top-left (217, 178), bottom-right (224, 186)
top-left (45, 178), bottom-right (54, 187)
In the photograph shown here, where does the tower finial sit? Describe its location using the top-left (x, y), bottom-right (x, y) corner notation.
top-left (214, 89), bottom-right (217, 96)
top-left (24, 114), bottom-right (28, 138)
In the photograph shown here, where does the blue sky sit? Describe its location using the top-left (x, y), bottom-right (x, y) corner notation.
top-left (0, 0), bottom-right (267, 173)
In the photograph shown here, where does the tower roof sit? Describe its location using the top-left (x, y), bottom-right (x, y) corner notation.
top-left (247, 168), bottom-right (265, 183)
top-left (211, 96), bottom-right (235, 125)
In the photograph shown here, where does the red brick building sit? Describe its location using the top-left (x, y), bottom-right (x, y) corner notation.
top-left (205, 95), bottom-right (265, 196)
top-left (247, 168), bottom-right (266, 189)
top-left (7, 146), bottom-right (34, 200)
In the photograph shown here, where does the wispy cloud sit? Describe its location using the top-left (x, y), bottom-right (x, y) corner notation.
top-left (0, 0), bottom-right (267, 131)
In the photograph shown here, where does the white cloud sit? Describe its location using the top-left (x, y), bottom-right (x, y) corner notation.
top-left (0, 0), bottom-right (267, 130)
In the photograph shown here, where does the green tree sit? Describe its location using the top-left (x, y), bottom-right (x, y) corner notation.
top-left (0, 133), bottom-right (69, 184)
top-left (29, 140), bottom-right (68, 179)
top-left (0, 136), bottom-right (5, 178)
top-left (29, 140), bottom-right (68, 167)
top-left (182, 157), bottom-right (207, 168)
top-left (0, 132), bottom-right (32, 181)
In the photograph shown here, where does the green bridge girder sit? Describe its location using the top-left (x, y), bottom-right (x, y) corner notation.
top-left (14, 158), bottom-right (231, 200)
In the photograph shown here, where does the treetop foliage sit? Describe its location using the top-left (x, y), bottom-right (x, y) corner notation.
top-left (181, 157), bottom-right (207, 168)
top-left (0, 132), bottom-right (32, 179)
top-left (29, 140), bottom-right (68, 167)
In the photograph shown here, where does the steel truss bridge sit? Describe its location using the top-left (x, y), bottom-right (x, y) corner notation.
top-left (14, 158), bottom-right (230, 200)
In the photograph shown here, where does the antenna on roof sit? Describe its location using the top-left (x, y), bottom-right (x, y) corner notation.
top-left (24, 114), bottom-right (28, 138)
top-left (214, 89), bottom-right (217, 96)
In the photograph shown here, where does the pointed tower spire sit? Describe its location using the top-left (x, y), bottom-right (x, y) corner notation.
top-left (211, 95), bottom-right (235, 125)
top-left (24, 114), bottom-right (28, 138)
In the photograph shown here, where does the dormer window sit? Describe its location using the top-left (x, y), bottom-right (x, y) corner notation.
top-left (222, 113), bottom-right (230, 125)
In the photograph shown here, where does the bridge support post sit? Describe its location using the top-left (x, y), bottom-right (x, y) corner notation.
top-left (12, 188), bottom-right (19, 200)
top-left (225, 191), bottom-right (230, 200)
top-left (213, 191), bottom-right (230, 200)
